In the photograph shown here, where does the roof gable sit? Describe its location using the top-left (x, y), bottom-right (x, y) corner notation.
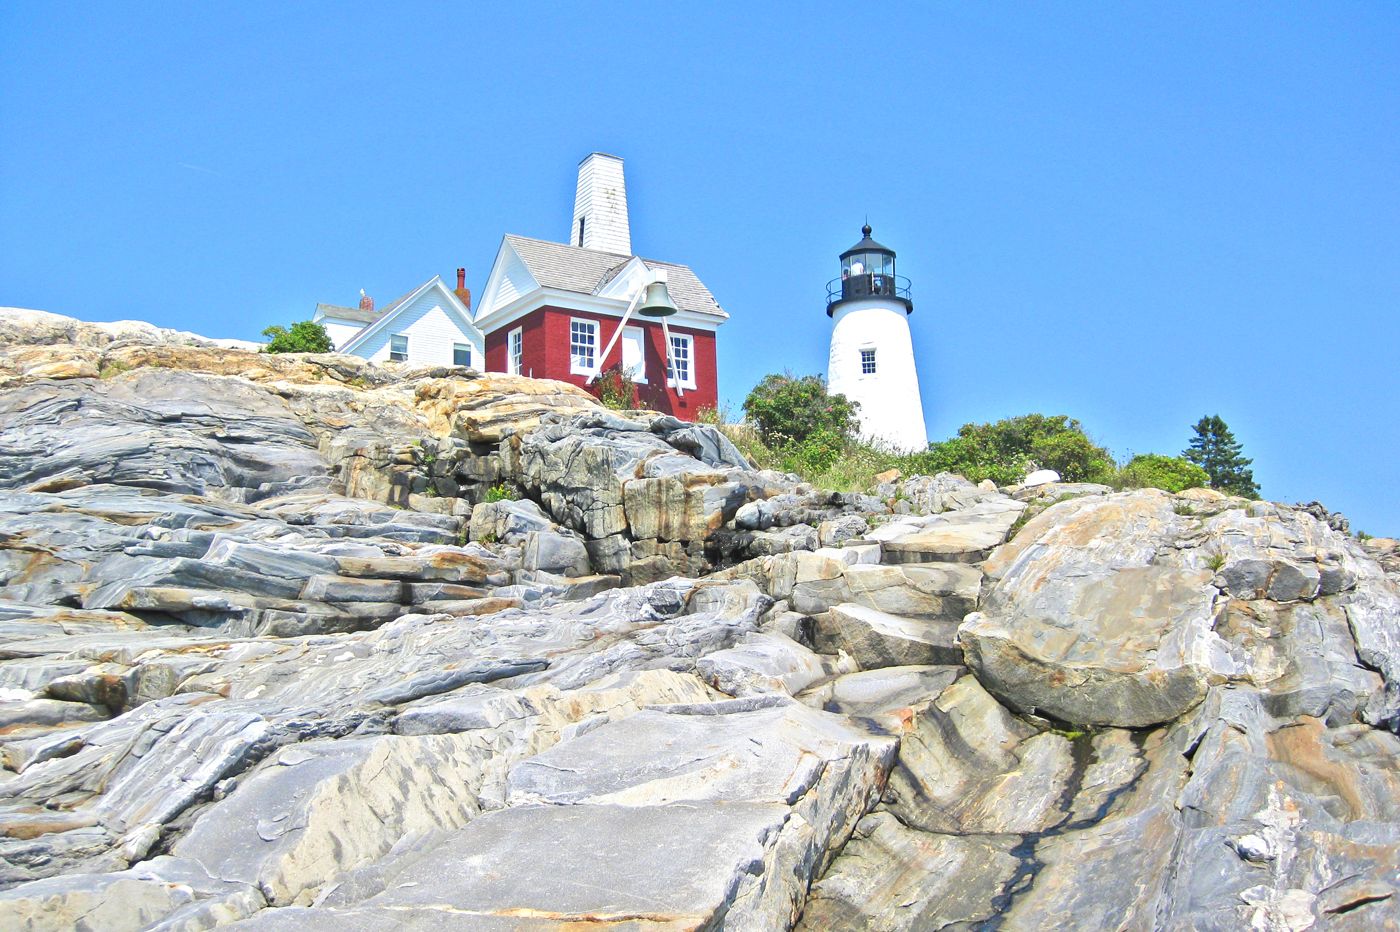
top-left (475, 234), bottom-right (727, 331)
top-left (340, 276), bottom-right (482, 354)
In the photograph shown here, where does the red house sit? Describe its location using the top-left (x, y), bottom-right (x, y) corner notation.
top-left (473, 154), bottom-right (727, 418)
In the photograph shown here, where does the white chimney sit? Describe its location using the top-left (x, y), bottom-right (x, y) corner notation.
top-left (571, 152), bottom-right (631, 255)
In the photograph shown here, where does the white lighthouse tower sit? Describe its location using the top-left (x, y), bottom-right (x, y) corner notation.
top-left (826, 224), bottom-right (928, 451)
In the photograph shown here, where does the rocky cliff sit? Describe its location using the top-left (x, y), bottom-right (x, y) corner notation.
top-left (0, 308), bottom-right (1396, 930)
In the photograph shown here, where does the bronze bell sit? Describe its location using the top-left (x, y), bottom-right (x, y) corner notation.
top-left (636, 280), bottom-right (678, 318)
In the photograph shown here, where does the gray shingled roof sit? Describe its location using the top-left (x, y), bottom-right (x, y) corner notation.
top-left (315, 303), bottom-right (379, 324)
top-left (503, 234), bottom-right (727, 319)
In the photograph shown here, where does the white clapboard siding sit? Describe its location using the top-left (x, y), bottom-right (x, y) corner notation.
top-left (319, 318), bottom-right (364, 351)
top-left (355, 293), bottom-right (483, 368)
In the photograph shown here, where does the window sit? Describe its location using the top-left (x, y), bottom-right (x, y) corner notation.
top-left (860, 348), bottom-right (877, 375)
top-left (389, 334), bottom-right (408, 362)
top-left (508, 328), bottom-right (523, 375)
top-left (577, 217), bottom-right (586, 246)
top-left (666, 333), bottom-right (695, 389)
top-left (453, 343), bottom-right (472, 368)
top-left (569, 318), bottom-right (598, 374)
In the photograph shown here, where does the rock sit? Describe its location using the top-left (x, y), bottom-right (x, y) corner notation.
top-left (960, 492), bottom-right (1231, 727)
top-left (1023, 468), bottom-right (1061, 487)
top-left (879, 497), bottom-right (1027, 564)
top-left (792, 561), bottom-right (982, 620)
top-left (696, 631), bottom-right (852, 697)
top-left (798, 664), bottom-right (963, 718)
top-left (799, 811), bottom-right (1019, 931)
top-left (520, 530), bottom-right (590, 577)
top-left (734, 499), bottom-right (774, 531)
top-left (814, 603), bottom-right (963, 668)
top-left (817, 514), bottom-right (868, 548)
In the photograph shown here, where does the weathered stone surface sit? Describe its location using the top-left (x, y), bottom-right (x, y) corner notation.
top-left (814, 602), bottom-right (962, 668)
top-left (792, 561), bottom-right (982, 619)
top-left (2, 312), bottom-right (1399, 931)
top-left (799, 811), bottom-right (1019, 931)
top-left (696, 631), bottom-right (853, 697)
top-left (961, 492), bottom-right (1232, 727)
top-left (879, 497), bottom-right (1027, 564)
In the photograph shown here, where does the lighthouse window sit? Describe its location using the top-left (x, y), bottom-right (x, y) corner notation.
top-left (861, 348), bottom-right (877, 375)
top-left (667, 333), bottom-right (695, 388)
top-left (570, 319), bottom-right (598, 374)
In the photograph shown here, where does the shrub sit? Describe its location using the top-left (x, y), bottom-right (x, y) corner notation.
top-left (483, 483), bottom-right (515, 503)
top-left (742, 373), bottom-right (860, 447)
top-left (1118, 454), bottom-right (1210, 493)
top-left (587, 364), bottom-right (639, 411)
top-left (914, 414), bottom-right (1116, 486)
top-left (262, 320), bottom-right (333, 354)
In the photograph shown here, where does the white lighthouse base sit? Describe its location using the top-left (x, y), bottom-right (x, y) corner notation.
top-left (827, 298), bottom-right (928, 452)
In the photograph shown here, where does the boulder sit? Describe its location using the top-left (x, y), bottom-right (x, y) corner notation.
top-left (814, 602), bottom-right (963, 668)
top-left (960, 492), bottom-right (1231, 727)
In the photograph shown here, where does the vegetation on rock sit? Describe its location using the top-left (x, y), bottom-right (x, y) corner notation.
top-left (587, 363), bottom-right (640, 411)
top-left (920, 414), bottom-right (1117, 486)
top-left (1117, 453), bottom-right (1209, 493)
top-left (742, 373), bottom-right (860, 448)
top-left (261, 320), bottom-right (333, 354)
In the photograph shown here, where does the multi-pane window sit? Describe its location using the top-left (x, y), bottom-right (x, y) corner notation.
top-left (508, 328), bottom-right (523, 375)
top-left (860, 348), bottom-right (877, 375)
top-left (389, 334), bottom-right (408, 362)
top-left (570, 319), bottom-right (598, 374)
top-left (667, 333), bottom-right (693, 388)
top-left (453, 343), bottom-right (472, 367)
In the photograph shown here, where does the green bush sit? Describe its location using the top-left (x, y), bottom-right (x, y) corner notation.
top-left (587, 364), bottom-right (639, 411)
top-left (742, 373), bottom-right (860, 447)
top-left (261, 320), bottom-right (333, 354)
top-left (483, 483), bottom-right (515, 503)
top-left (914, 414), bottom-right (1116, 486)
top-left (1118, 454), bottom-right (1209, 493)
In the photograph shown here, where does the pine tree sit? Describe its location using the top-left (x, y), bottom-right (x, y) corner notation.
top-left (1183, 415), bottom-right (1260, 499)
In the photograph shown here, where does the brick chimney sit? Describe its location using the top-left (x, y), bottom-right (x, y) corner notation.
top-left (358, 289), bottom-right (374, 313)
top-left (454, 267), bottom-right (472, 311)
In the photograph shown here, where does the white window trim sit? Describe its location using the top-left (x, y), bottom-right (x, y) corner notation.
top-left (508, 327), bottom-right (523, 375)
top-left (569, 317), bottom-right (599, 376)
top-left (622, 326), bottom-right (648, 384)
top-left (389, 333), bottom-right (409, 362)
top-left (666, 332), bottom-right (696, 390)
top-left (859, 346), bottom-right (877, 377)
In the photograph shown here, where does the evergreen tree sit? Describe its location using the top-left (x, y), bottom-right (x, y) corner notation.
top-left (1183, 415), bottom-right (1260, 498)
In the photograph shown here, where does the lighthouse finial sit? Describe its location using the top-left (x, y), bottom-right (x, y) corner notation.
top-left (862, 220), bottom-right (872, 237)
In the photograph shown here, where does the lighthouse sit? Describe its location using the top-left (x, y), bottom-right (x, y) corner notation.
top-left (826, 224), bottom-right (928, 451)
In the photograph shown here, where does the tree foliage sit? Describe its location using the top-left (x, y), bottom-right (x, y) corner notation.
top-left (916, 414), bottom-right (1116, 486)
top-left (1118, 453), bottom-right (1209, 493)
top-left (1183, 415), bottom-right (1260, 498)
top-left (742, 373), bottom-right (860, 447)
top-left (261, 320), bottom-right (333, 354)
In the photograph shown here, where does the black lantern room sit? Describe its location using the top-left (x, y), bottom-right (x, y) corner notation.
top-left (827, 223), bottom-right (913, 316)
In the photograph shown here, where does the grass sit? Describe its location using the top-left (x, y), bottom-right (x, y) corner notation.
top-left (1206, 551), bottom-right (1227, 572)
top-left (483, 484), bottom-right (515, 503)
top-left (721, 425), bottom-right (919, 493)
top-left (98, 360), bottom-right (132, 379)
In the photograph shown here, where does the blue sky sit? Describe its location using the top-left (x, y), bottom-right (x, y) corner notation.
top-left (3, 3), bottom-right (1398, 533)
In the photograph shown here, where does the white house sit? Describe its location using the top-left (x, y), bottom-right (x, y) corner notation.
top-left (313, 271), bottom-right (484, 369)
